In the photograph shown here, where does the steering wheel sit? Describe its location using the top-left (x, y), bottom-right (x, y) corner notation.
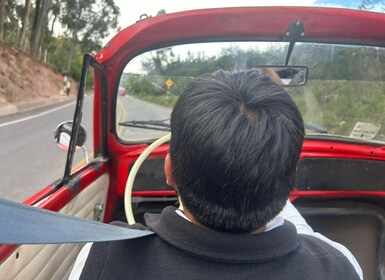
top-left (124, 133), bottom-right (175, 224)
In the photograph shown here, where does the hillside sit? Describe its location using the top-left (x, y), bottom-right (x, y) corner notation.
top-left (0, 44), bottom-right (77, 117)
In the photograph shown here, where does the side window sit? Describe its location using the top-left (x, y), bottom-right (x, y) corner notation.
top-left (0, 54), bottom-right (102, 203)
top-left (0, 95), bottom-right (74, 202)
top-left (56, 55), bottom-right (103, 185)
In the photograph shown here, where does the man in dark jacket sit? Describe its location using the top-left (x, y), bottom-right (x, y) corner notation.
top-left (70, 69), bottom-right (362, 279)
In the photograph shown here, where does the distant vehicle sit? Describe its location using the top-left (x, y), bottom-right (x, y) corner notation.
top-left (118, 87), bottom-right (126, 96)
top-left (1, 6), bottom-right (385, 280)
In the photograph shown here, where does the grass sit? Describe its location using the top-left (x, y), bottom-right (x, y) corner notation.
top-left (131, 80), bottom-right (385, 142)
top-left (133, 93), bottom-right (179, 108)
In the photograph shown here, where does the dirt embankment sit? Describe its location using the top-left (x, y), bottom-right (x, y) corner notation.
top-left (0, 44), bottom-right (77, 117)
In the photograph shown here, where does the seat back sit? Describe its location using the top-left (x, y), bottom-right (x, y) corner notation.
top-left (298, 202), bottom-right (385, 280)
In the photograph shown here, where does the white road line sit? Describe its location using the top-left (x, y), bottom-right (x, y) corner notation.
top-left (0, 101), bottom-right (76, 128)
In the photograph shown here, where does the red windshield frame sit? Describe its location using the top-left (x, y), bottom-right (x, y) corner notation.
top-left (95, 6), bottom-right (385, 153)
top-left (98, 6), bottom-right (385, 66)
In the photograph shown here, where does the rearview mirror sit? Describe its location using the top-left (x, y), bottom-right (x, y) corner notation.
top-left (258, 66), bottom-right (308, 86)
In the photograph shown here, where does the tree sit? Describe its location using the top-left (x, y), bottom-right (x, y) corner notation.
top-left (19, 0), bottom-right (32, 50)
top-left (30, 0), bottom-right (51, 57)
top-left (359, 0), bottom-right (385, 10)
top-left (48, 0), bottom-right (60, 33)
top-left (0, 1), bottom-right (23, 44)
top-left (60, 0), bottom-right (119, 74)
top-left (0, 0), bottom-right (5, 41)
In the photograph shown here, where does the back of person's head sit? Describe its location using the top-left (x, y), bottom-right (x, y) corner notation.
top-left (170, 69), bottom-right (304, 233)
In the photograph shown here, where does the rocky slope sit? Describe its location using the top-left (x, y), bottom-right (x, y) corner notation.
top-left (0, 43), bottom-right (76, 117)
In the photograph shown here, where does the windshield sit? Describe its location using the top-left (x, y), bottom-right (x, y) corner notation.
top-left (117, 41), bottom-right (385, 143)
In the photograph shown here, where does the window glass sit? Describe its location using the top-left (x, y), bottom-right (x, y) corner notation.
top-left (117, 41), bottom-right (385, 144)
top-left (0, 83), bottom-right (76, 202)
top-left (0, 68), bottom-right (94, 202)
top-left (71, 70), bottom-right (94, 172)
top-left (116, 42), bottom-right (289, 142)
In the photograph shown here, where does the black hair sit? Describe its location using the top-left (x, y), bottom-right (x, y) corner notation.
top-left (170, 69), bottom-right (304, 233)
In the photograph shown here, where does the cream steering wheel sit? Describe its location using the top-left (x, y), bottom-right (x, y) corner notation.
top-left (124, 133), bottom-right (182, 224)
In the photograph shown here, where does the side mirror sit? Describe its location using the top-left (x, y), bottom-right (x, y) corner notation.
top-left (54, 121), bottom-right (87, 151)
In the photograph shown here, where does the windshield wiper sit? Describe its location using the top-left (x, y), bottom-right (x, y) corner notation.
top-left (120, 120), bottom-right (328, 134)
top-left (305, 123), bottom-right (328, 134)
top-left (119, 119), bottom-right (170, 131)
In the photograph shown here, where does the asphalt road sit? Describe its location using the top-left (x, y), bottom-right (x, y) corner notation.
top-left (0, 96), bottom-right (93, 202)
top-left (117, 95), bottom-right (172, 141)
top-left (0, 94), bottom-right (171, 202)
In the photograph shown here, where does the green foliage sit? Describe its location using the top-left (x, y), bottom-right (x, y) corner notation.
top-left (359, 0), bottom-right (385, 10)
top-left (121, 73), bottom-right (192, 99)
top-left (127, 44), bottom-right (295, 100)
top-left (71, 49), bottom-right (83, 81)
top-left (45, 33), bottom-right (86, 81)
top-left (0, 0), bottom-right (119, 82)
top-left (46, 36), bottom-right (70, 73)
top-left (290, 80), bottom-right (385, 138)
top-left (292, 44), bottom-right (385, 81)
top-left (3, 0), bottom-right (23, 44)
top-left (60, 0), bottom-right (120, 51)
top-left (122, 42), bottom-right (385, 142)
top-left (133, 93), bottom-right (178, 108)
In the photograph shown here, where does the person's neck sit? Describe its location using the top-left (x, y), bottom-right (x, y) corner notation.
top-left (183, 208), bottom-right (266, 234)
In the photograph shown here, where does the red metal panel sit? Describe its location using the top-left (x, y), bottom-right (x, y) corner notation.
top-left (132, 190), bottom-right (177, 197)
top-left (98, 7), bottom-right (385, 66)
top-left (0, 245), bottom-right (18, 265)
top-left (127, 144), bottom-right (169, 157)
top-left (291, 189), bottom-right (385, 200)
top-left (302, 140), bottom-right (385, 160)
top-left (114, 146), bottom-right (169, 196)
top-left (23, 186), bottom-right (55, 206)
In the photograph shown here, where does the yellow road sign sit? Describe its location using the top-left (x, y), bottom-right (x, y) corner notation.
top-left (165, 78), bottom-right (174, 89)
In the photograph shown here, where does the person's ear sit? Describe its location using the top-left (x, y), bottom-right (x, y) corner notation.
top-left (164, 153), bottom-right (177, 187)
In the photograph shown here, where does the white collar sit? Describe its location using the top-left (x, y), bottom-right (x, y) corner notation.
top-left (175, 209), bottom-right (284, 232)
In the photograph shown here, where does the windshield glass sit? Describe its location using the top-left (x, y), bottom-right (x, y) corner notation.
top-left (117, 41), bottom-right (385, 143)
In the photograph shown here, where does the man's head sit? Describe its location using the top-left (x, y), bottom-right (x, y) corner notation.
top-left (166, 69), bottom-right (304, 233)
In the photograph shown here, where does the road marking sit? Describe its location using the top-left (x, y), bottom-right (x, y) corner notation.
top-left (72, 151), bottom-right (95, 172)
top-left (0, 101), bottom-right (76, 128)
top-left (117, 98), bottom-right (126, 135)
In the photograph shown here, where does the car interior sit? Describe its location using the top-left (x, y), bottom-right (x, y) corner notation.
top-left (2, 6), bottom-right (385, 280)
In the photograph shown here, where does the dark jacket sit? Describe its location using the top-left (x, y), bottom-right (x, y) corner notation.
top-left (80, 206), bottom-right (360, 280)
